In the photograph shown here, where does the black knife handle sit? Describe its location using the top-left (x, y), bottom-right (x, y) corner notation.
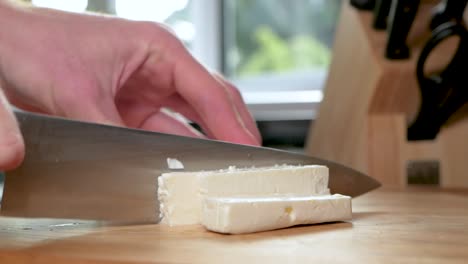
top-left (416, 23), bottom-right (467, 91)
top-left (373, 0), bottom-right (393, 30)
top-left (385, 0), bottom-right (421, 60)
top-left (408, 22), bottom-right (468, 140)
top-left (350, 0), bottom-right (376, 10)
top-left (430, 0), bottom-right (468, 30)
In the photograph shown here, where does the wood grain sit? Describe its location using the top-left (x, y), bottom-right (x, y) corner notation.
top-left (305, 0), bottom-right (381, 173)
top-left (306, 1), bottom-right (468, 187)
top-left (0, 188), bottom-right (468, 263)
top-left (368, 114), bottom-right (406, 186)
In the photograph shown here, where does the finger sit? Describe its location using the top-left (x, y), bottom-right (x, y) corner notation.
top-left (138, 108), bottom-right (206, 138)
top-left (212, 73), bottom-right (262, 143)
top-left (173, 52), bottom-right (259, 146)
top-left (163, 94), bottom-right (217, 138)
top-left (2, 90), bottom-right (47, 114)
top-left (0, 90), bottom-right (25, 171)
top-left (115, 97), bottom-right (207, 138)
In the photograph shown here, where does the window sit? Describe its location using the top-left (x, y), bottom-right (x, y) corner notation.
top-left (223, 0), bottom-right (339, 79)
top-left (31, 0), bottom-right (88, 12)
top-left (31, 0), bottom-right (196, 47)
top-left (114, 0), bottom-right (196, 48)
top-left (222, 0), bottom-right (341, 120)
top-left (29, 0), bottom-right (342, 121)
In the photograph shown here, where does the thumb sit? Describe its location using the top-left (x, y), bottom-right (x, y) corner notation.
top-left (0, 90), bottom-right (25, 171)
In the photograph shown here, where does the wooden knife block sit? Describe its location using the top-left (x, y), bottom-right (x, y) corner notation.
top-left (306, 1), bottom-right (468, 188)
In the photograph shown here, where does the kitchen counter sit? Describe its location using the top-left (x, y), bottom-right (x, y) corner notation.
top-left (1, 188), bottom-right (467, 263)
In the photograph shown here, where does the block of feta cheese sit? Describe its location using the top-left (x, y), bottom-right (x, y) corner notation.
top-left (201, 194), bottom-right (352, 234)
top-left (157, 165), bottom-right (329, 226)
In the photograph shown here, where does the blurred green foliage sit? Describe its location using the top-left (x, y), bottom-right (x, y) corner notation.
top-left (224, 0), bottom-right (342, 77)
top-left (240, 26), bottom-right (331, 76)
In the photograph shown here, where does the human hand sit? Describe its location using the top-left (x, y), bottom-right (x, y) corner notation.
top-left (0, 2), bottom-right (261, 170)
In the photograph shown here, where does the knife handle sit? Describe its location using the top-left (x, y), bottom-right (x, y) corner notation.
top-left (373, 0), bottom-right (392, 30)
top-left (385, 0), bottom-right (420, 60)
top-left (350, 0), bottom-right (376, 10)
top-left (430, 0), bottom-right (468, 30)
top-left (408, 22), bottom-right (468, 140)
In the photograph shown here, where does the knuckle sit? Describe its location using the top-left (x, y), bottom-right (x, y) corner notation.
top-left (137, 21), bottom-right (186, 50)
top-left (227, 83), bottom-right (242, 99)
top-left (232, 86), bottom-right (242, 97)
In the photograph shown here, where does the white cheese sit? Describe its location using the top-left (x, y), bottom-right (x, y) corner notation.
top-left (157, 165), bottom-right (329, 226)
top-left (166, 158), bottom-right (184, 169)
top-left (158, 172), bottom-right (199, 225)
top-left (201, 194), bottom-right (352, 234)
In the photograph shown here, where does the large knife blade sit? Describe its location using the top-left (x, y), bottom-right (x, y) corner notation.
top-left (1, 110), bottom-right (380, 222)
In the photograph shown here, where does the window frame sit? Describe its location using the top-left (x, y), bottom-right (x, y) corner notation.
top-left (191, 0), bottom-right (325, 121)
top-left (31, 0), bottom-right (327, 121)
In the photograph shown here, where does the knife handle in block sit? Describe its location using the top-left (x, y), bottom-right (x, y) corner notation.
top-left (385, 0), bottom-right (420, 60)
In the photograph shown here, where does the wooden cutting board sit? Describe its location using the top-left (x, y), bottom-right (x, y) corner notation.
top-left (1, 188), bottom-right (467, 263)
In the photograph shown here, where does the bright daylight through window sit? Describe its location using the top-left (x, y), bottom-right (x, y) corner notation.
top-left (29, 0), bottom-right (342, 120)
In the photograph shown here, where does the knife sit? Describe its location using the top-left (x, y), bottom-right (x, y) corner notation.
top-left (385, 0), bottom-right (420, 59)
top-left (430, 0), bottom-right (468, 30)
top-left (0, 110), bottom-right (380, 223)
top-left (373, 0), bottom-right (392, 30)
top-left (350, 0), bottom-right (376, 11)
top-left (408, 22), bottom-right (468, 140)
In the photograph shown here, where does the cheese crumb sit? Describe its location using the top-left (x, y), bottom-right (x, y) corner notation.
top-left (166, 158), bottom-right (184, 170)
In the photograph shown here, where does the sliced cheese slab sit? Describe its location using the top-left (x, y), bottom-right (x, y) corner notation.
top-left (201, 194), bottom-right (352, 234)
top-left (158, 165), bottom-right (329, 226)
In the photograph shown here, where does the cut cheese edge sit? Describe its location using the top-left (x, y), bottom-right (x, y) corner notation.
top-left (201, 194), bottom-right (352, 234)
top-left (158, 165), bottom-right (329, 226)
